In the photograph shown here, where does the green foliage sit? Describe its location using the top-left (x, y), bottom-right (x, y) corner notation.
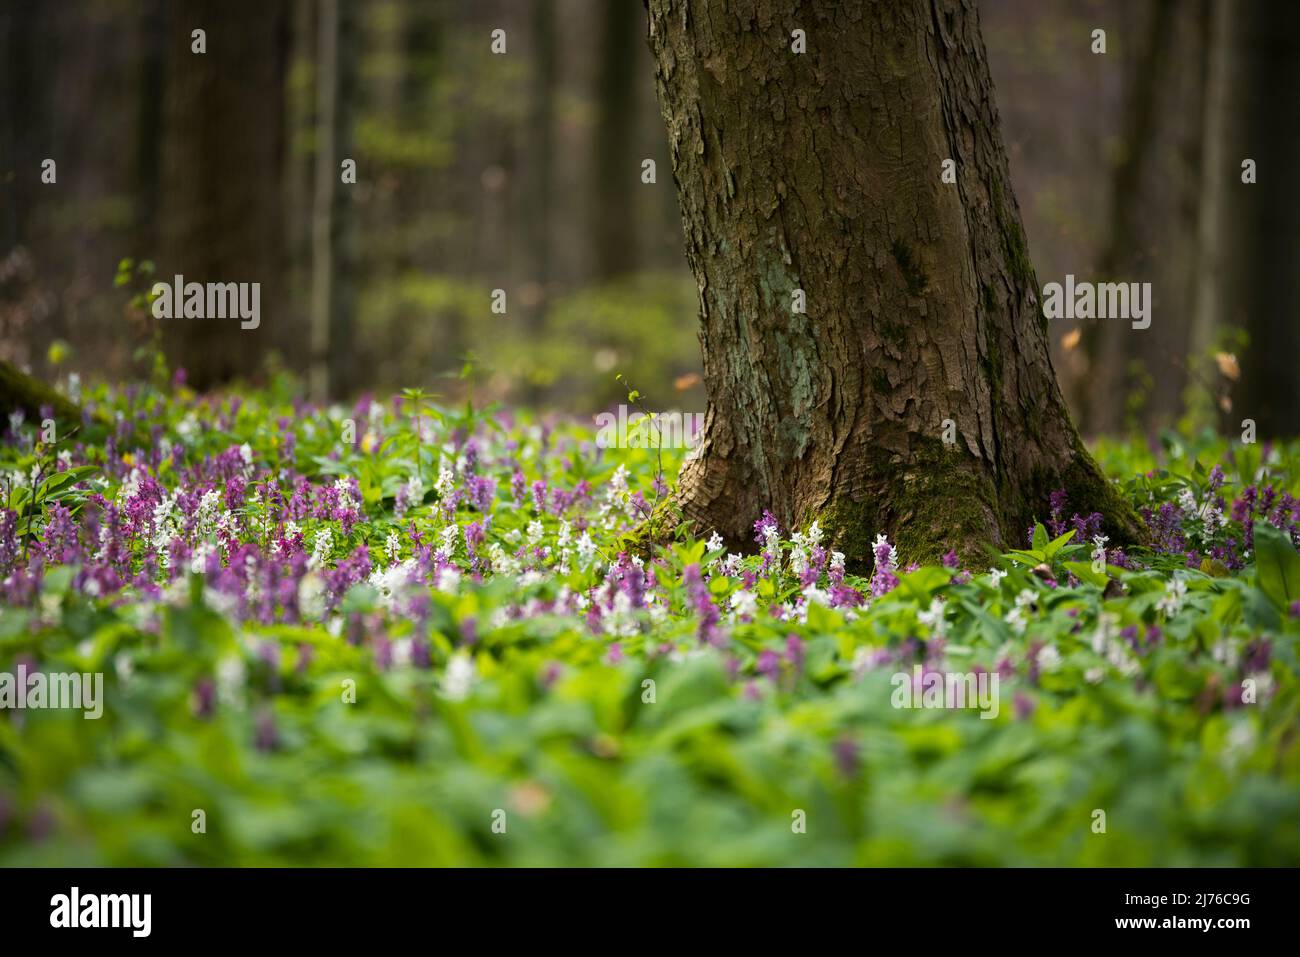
top-left (0, 385), bottom-right (1298, 866)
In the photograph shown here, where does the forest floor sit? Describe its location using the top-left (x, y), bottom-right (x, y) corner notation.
top-left (1, 375), bottom-right (1298, 865)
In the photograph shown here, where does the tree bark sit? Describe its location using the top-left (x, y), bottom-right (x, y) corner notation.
top-left (594, 0), bottom-right (641, 279)
top-left (0, 358), bottom-right (82, 425)
top-left (1080, 0), bottom-right (1179, 437)
top-left (308, 0), bottom-right (358, 401)
top-left (157, 0), bottom-right (288, 391)
top-left (646, 0), bottom-right (1141, 566)
top-left (1220, 0), bottom-right (1300, 437)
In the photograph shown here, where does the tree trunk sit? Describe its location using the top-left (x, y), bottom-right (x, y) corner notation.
top-left (593, 0), bottom-right (640, 279)
top-left (1080, 0), bottom-right (1178, 437)
top-left (308, 0), bottom-right (358, 401)
top-left (1221, 0), bottom-right (1300, 438)
top-left (158, 0), bottom-right (288, 391)
top-left (0, 358), bottom-right (82, 425)
top-left (646, 0), bottom-right (1141, 566)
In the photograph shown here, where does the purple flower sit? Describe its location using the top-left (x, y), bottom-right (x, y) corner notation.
top-left (683, 563), bottom-right (722, 646)
top-left (1013, 692), bottom-right (1035, 720)
top-left (833, 737), bottom-right (860, 778)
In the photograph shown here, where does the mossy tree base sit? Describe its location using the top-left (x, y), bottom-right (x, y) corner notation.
top-left (0, 360), bottom-right (82, 426)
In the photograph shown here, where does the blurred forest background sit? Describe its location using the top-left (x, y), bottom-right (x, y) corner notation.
top-left (1, 0), bottom-right (1296, 438)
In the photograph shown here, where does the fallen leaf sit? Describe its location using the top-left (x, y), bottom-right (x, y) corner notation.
top-left (1215, 352), bottom-right (1240, 380)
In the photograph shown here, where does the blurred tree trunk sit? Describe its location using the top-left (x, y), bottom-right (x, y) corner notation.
top-left (1217, 0), bottom-right (1300, 437)
top-left (647, 0), bottom-right (1141, 564)
top-left (158, 0), bottom-right (288, 390)
top-left (1188, 0), bottom-right (1229, 430)
top-left (309, 0), bottom-right (358, 401)
top-left (0, 0), bottom-right (47, 251)
top-left (0, 358), bottom-right (81, 424)
top-left (1081, 0), bottom-right (1177, 436)
top-left (525, 0), bottom-right (556, 314)
top-left (593, 0), bottom-right (639, 279)
top-left (132, 0), bottom-right (166, 257)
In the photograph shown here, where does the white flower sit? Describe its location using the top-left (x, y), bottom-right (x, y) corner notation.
top-left (298, 571), bottom-right (326, 620)
top-left (1211, 639), bottom-right (1240, 668)
top-left (435, 467), bottom-right (456, 499)
top-left (1037, 644), bottom-right (1062, 672)
top-left (802, 585), bottom-right (829, 608)
top-left (437, 524), bottom-right (459, 560)
top-left (488, 542), bottom-right (521, 576)
top-left (216, 656), bottom-right (246, 708)
top-left (806, 520), bottom-right (823, 546)
top-left (115, 652), bottom-right (135, 689)
top-left (310, 528), bottom-right (336, 570)
top-left (917, 598), bottom-right (947, 637)
top-left (1085, 666), bottom-right (1104, 684)
top-left (988, 568), bottom-right (1007, 587)
top-left (369, 559), bottom-right (418, 609)
top-left (706, 531), bottom-right (724, 553)
top-left (1005, 590), bottom-right (1036, 635)
top-left (576, 531), bottom-right (597, 566)
top-left (333, 478), bottom-right (361, 511)
top-left (608, 464), bottom-right (629, 498)
top-left (190, 542), bottom-right (215, 575)
top-left (1155, 577), bottom-right (1188, 617)
top-left (197, 489), bottom-right (221, 533)
top-left (428, 566), bottom-right (456, 594)
top-left (729, 589), bottom-right (758, 619)
top-left (442, 654), bottom-right (476, 701)
top-left (385, 530), bottom-right (401, 565)
top-left (527, 520), bottom-right (544, 546)
top-left (1223, 720), bottom-right (1256, 767)
top-left (1105, 639), bottom-right (1140, 677)
top-left (392, 639), bottom-right (414, 669)
top-left (1205, 506), bottom-right (1225, 532)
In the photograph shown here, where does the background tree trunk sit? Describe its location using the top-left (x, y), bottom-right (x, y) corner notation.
top-left (158, 0), bottom-right (288, 391)
top-left (646, 0), bottom-right (1141, 565)
top-left (1080, 0), bottom-right (1182, 437)
top-left (308, 0), bottom-right (358, 401)
top-left (1219, 0), bottom-right (1300, 437)
top-left (593, 0), bottom-right (640, 280)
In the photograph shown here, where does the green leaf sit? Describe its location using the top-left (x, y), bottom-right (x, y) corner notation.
top-left (1042, 529), bottom-right (1077, 560)
top-left (1032, 522), bottom-right (1048, 551)
top-left (1253, 523), bottom-right (1300, 611)
top-left (1064, 561), bottom-right (1109, 589)
top-left (36, 465), bottom-right (99, 501)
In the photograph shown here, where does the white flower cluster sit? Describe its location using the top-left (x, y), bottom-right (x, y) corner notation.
top-left (1155, 577), bottom-right (1188, 617)
top-left (1005, 588), bottom-right (1036, 635)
